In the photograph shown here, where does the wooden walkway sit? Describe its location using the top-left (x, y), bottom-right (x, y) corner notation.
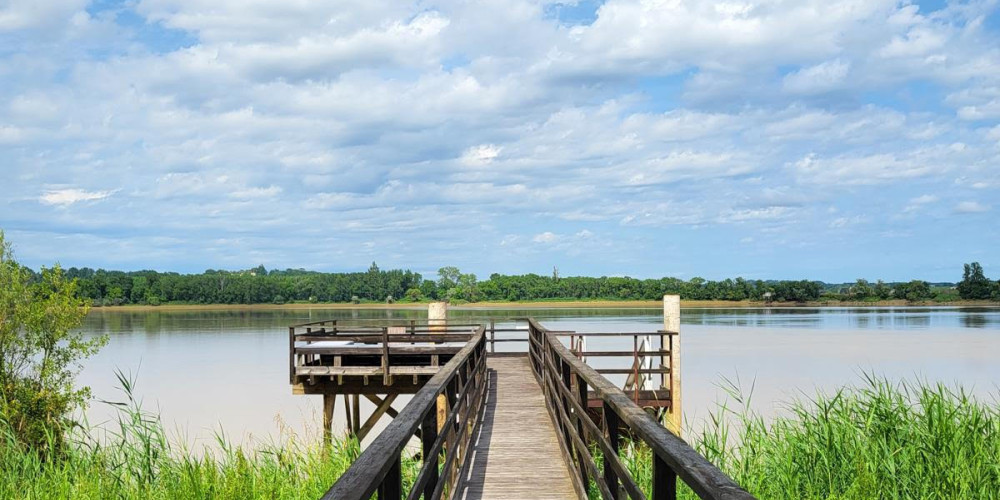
top-left (459, 357), bottom-right (577, 500)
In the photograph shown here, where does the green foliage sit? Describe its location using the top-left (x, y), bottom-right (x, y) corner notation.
top-left (403, 287), bottom-right (423, 302)
top-left (54, 261), bottom-right (1000, 305)
top-left (0, 231), bottom-right (107, 453)
top-left (893, 280), bottom-right (933, 301)
top-left (0, 370), bottom-right (386, 499)
top-left (958, 262), bottom-right (993, 300)
top-left (437, 267), bottom-right (480, 303)
top-left (607, 376), bottom-right (1000, 500)
top-left (64, 265), bottom-right (423, 306)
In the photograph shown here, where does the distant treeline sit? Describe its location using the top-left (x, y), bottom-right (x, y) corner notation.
top-left (44, 261), bottom-right (1000, 307)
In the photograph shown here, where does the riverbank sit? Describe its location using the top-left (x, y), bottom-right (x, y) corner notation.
top-left (5, 375), bottom-right (998, 499)
top-left (86, 298), bottom-right (1000, 312)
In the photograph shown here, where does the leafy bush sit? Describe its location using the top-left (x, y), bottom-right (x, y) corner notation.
top-left (0, 231), bottom-right (107, 454)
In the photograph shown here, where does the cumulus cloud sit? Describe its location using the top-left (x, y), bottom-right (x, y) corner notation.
top-left (954, 201), bottom-right (990, 214)
top-left (783, 59), bottom-right (851, 94)
top-left (38, 188), bottom-right (114, 206)
top-left (1, 0), bottom-right (998, 278)
top-left (532, 232), bottom-right (559, 244)
top-left (460, 144), bottom-right (502, 167)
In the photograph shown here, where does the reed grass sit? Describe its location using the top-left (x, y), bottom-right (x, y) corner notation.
top-left (0, 370), bottom-right (421, 500)
top-left (609, 374), bottom-right (1000, 499)
top-left (4, 372), bottom-right (998, 499)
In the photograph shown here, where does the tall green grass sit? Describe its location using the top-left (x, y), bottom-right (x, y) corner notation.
top-left (611, 374), bottom-right (1000, 499)
top-left (0, 371), bottom-right (422, 500)
top-left (4, 373), bottom-right (998, 499)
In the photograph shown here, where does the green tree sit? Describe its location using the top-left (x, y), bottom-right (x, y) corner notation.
top-left (958, 262), bottom-right (992, 300)
top-left (0, 231), bottom-right (107, 452)
top-left (404, 287), bottom-right (423, 302)
top-left (437, 266), bottom-right (460, 290)
top-left (851, 279), bottom-right (873, 299)
top-left (894, 280), bottom-right (933, 301)
top-left (873, 280), bottom-right (892, 300)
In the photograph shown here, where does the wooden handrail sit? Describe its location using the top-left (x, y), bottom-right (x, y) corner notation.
top-left (321, 327), bottom-right (488, 500)
top-left (527, 318), bottom-right (755, 500)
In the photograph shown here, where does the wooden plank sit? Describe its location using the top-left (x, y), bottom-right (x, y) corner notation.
top-left (296, 346), bottom-right (465, 355)
top-left (294, 378), bottom-right (425, 395)
top-left (297, 366), bottom-right (382, 376)
top-left (389, 366), bottom-right (441, 375)
top-left (457, 357), bottom-right (577, 500)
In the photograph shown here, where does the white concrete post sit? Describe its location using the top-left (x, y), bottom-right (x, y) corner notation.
top-left (428, 301), bottom-right (447, 332)
top-left (428, 302), bottom-right (449, 434)
top-left (663, 294), bottom-right (681, 435)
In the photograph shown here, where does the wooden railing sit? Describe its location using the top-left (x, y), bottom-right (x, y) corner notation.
top-left (289, 320), bottom-right (480, 384)
top-left (527, 319), bottom-right (755, 500)
top-left (320, 327), bottom-right (488, 500)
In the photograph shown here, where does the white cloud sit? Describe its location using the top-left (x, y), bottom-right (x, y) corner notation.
top-left (532, 231), bottom-right (559, 244)
top-left (954, 201), bottom-right (990, 213)
top-left (2, 0), bottom-right (999, 276)
top-left (460, 144), bottom-right (502, 166)
top-left (783, 60), bottom-right (850, 94)
top-left (828, 215), bottom-right (867, 228)
top-left (719, 207), bottom-right (795, 223)
top-left (0, 0), bottom-right (87, 31)
top-left (230, 186), bottom-right (283, 200)
top-left (902, 194), bottom-right (939, 214)
top-left (792, 151), bottom-right (940, 185)
top-left (38, 188), bottom-right (113, 206)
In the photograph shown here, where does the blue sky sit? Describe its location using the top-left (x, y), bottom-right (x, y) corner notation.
top-left (1, 0), bottom-right (998, 282)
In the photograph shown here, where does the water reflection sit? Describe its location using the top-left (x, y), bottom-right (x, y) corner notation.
top-left (76, 305), bottom-right (1000, 446)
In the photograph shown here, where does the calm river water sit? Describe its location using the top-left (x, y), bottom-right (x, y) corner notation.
top-left (76, 306), bottom-right (1000, 447)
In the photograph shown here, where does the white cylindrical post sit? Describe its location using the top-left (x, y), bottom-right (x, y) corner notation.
top-left (428, 301), bottom-right (447, 332)
top-left (663, 294), bottom-right (681, 435)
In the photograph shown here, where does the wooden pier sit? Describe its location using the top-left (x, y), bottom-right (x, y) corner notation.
top-left (459, 356), bottom-right (577, 499)
top-left (293, 298), bottom-right (756, 500)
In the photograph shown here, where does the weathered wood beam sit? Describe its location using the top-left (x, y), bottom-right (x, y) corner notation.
top-left (357, 394), bottom-right (398, 441)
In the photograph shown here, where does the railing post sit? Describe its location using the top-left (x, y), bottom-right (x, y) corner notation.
top-left (422, 407), bottom-right (439, 498)
top-left (446, 377), bottom-right (460, 491)
top-left (632, 334), bottom-right (639, 404)
top-left (560, 358), bottom-right (573, 443)
top-left (382, 327), bottom-right (391, 386)
top-left (603, 402), bottom-right (620, 500)
top-left (378, 456), bottom-right (402, 500)
top-left (653, 453), bottom-right (677, 500)
top-left (573, 372), bottom-right (590, 489)
top-left (490, 319), bottom-right (496, 354)
top-left (288, 326), bottom-right (295, 384)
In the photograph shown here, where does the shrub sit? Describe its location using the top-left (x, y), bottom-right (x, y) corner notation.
top-left (0, 231), bottom-right (107, 454)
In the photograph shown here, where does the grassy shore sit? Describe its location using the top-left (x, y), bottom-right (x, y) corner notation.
top-left (613, 375), bottom-right (1000, 499)
top-left (0, 373), bottom-right (423, 500)
top-left (4, 375), bottom-right (998, 499)
top-left (87, 298), bottom-right (1000, 312)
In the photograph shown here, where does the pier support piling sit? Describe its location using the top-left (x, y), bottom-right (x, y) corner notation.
top-left (323, 394), bottom-right (336, 445)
